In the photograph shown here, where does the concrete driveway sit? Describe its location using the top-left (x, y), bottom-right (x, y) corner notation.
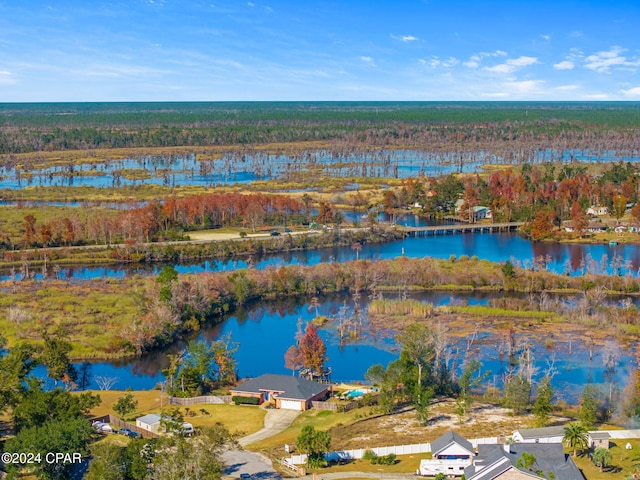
top-left (222, 408), bottom-right (300, 479)
top-left (239, 408), bottom-right (300, 447)
top-left (222, 449), bottom-right (282, 480)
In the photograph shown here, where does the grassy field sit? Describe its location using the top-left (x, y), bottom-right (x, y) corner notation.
top-left (573, 438), bottom-right (640, 480)
top-left (0, 278), bottom-right (142, 358)
top-left (80, 390), bottom-right (266, 436)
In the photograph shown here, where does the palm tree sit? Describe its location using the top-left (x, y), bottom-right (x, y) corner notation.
top-left (563, 423), bottom-right (588, 457)
top-left (592, 447), bottom-right (612, 472)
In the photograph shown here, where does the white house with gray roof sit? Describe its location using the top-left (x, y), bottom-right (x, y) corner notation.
top-left (230, 374), bottom-right (330, 410)
top-left (512, 426), bottom-right (565, 444)
top-left (136, 413), bottom-right (162, 434)
top-left (419, 431), bottom-right (475, 477)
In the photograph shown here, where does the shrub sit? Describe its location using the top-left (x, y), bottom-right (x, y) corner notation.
top-left (362, 450), bottom-right (396, 465)
top-left (362, 450), bottom-right (377, 462)
top-left (232, 395), bottom-right (260, 405)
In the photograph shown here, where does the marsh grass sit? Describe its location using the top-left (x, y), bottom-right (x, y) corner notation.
top-left (368, 299), bottom-right (434, 317)
top-left (0, 279), bottom-right (140, 357)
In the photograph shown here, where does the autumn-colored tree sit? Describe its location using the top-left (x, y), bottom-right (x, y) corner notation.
top-left (351, 242), bottom-right (362, 260)
top-left (61, 217), bottom-right (75, 245)
top-left (612, 194), bottom-right (627, 221)
top-left (461, 182), bottom-right (480, 222)
top-left (631, 204), bottom-right (640, 225)
top-left (316, 202), bottom-right (334, 224)
top-left (284, 345), bottom-right (303, 375)
top-left (39, 223), bottom-right (53, 247)
top-left (383, 190), bottom-right (398, 210)
top-left (570, 201), bottom-right (589, 236)
top-left (22, 214), bottom-right (37, 246)
top-left (298, 324), bottom-right (327, 374)
top-left (528, 208), bottom-right (556, 241)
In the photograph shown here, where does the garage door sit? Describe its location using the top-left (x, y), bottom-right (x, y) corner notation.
top-left (279, 400), bottom-right (303, 410)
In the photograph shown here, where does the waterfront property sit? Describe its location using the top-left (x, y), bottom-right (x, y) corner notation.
top-left (230, 373), bottom-right (330, 411)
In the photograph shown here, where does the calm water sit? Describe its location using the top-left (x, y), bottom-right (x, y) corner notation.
top-left (5, 231), bottom-right (640, 282)
top-left (34, 292), bottom-right (635, 403)
top-left (3, 149), bottom-right (639, 190)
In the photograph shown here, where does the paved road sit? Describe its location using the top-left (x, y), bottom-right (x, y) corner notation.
top-left (239, 409), bottom-right (300, 447)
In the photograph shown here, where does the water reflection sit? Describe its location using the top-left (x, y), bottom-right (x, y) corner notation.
top-left (40, 291), bottom-right (637, 403)
top-left (3, 231), bottom-right (640, 282)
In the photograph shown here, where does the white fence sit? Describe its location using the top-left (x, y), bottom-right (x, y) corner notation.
top-left (470, 437), bottom-right (501, 447)
top-left (288, 443), bottom-right (432, 465)
top-left (288, 437), bottom-right (501, 465)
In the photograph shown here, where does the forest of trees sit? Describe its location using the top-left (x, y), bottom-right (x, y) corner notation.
top-left (2, 102), bottom-right (640, 154)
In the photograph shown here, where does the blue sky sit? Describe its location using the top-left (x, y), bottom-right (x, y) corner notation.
top-left (1, 0), bottom-right (639, 101)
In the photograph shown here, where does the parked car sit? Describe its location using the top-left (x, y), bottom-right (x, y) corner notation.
top-left (239, 474), bottom-right (252, 480)
top-left (92, 421), bottom-right (114, 433)
top-left (118, 428), bottom-right (140, 438)
top-left (270, 231), bottom-right (280, 236)
top-left (284, 228), bottom-right (292, 233)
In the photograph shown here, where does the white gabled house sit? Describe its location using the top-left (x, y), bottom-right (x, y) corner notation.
top-left (419, 431), bottom-right (475, 477)
top-left (511, 426), bottom-right (565, 444)
top-left (136, 413), bottom-right (162, 434)
top-left (587, 206), bottom-right (609, 216)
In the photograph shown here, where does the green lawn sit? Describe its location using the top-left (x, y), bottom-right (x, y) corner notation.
top-left (573, 439), bottom-right (640, 480)
top-left (82, 390), bottom-right (266, 436)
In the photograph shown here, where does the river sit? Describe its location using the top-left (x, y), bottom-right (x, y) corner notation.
top-left (4, 229), bottom-right (639, 283)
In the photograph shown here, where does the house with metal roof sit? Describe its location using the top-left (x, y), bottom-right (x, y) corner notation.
top-left (512, 426), bottom-right (565, 444)
top-left (588, 431), bottom-right (611, 450)
top-left (136, 413), bottom-right (162, 434)
top-left (230, 374), bottom-right (330, 410)
top-left (464, 442), bottom-right (584, 480)
top-left (418, 431), bottom-right (475, 477)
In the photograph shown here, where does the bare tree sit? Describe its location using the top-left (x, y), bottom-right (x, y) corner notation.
top-left (95, 376), bottom-right (119, 390)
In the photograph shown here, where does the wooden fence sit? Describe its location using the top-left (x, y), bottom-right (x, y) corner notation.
top-left (167, 395), bottom-right (232, 406)
top-left (90, 414), bottom-right (159, 439)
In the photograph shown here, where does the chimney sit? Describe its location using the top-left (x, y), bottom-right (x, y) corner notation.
top-left (503, 442), bottom-right (513, 454)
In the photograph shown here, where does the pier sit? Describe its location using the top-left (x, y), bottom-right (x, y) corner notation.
top-left (398, 222), bottom-right (524, 237)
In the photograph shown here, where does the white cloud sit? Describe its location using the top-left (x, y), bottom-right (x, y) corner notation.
top-left (420, 56), bottom-right (458, 68)
top-left (463, 50), bottom-right (507, 68)
top-left (553, 60), bottom-right (575, 70)
top-left (247, 2), bottom-right (254, 6)
top-left (555, 84), bottom-right (579, 91)
top-left (540, 34), bottom-right (551, 41)
top-left (620, 87), bottom-right (640, 97)
top-left (484, 56), bottom-right (538, 73)
top-left (569, 30), bottom-right (583, 38)
top-left (359, 56), bottom-right (374, 65)
top-left (0, 70), bottom-right (15, 85)
top-left (391, 34), bottom-right (418, 42)
top-left (503, 79), bottom-right (544, 94)
top-left (583, 47), bottom-right (640, 73)
top-left (583, 93), bottom-right (609, 99)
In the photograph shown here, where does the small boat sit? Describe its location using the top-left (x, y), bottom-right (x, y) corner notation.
top-left (609, 241), bottom-right (619, 246)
